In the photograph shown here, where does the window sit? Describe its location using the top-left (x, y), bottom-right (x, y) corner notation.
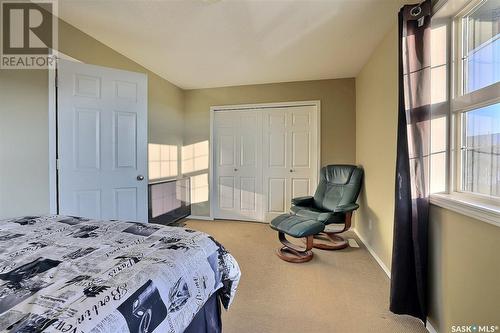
top-left (461, 103), bottom-right (500, 196)
top-left (453, 0), bottom-right (500, 201)
top-left (148, 144), bottom-right (178, 180)
top-left (461, 0), bottom-right (500, 93)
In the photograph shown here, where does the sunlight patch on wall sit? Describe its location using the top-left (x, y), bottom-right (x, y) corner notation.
top-left (182, 141), bottom-right (209, 174)
top-left (149, 144), bottom-right (178, 179)
top-left (190, 173), bottom-right (209, 204)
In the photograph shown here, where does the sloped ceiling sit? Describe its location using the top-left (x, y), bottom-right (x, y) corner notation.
top-left (59, 0), bottom-right (412, 89)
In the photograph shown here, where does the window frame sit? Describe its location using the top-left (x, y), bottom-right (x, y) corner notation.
top-left (451, 0), bottom-right (500, 202)
top-left (430, 0), bottom-right (500, 228)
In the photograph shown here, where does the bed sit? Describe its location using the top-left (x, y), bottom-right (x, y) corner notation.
top-left (0, 215), bottom-right (240, 333)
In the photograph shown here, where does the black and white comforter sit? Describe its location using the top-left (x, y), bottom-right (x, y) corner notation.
top-left (0, 215), bottom-right (240, 333)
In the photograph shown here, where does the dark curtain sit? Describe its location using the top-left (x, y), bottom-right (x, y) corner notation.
top-left (390, 0), bottom-right (431, 323)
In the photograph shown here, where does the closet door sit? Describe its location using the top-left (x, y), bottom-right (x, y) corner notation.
top-left (263, 106), bottom-right (318, 222)
top-left (213, 110), bottom-right (263, 220)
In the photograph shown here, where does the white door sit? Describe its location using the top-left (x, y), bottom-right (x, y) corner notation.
top-left (213, 110), bottom-right (263, 221)
top-left (57, 60), bottom-right (148, 222)
top-left (263, 105), bottom-right (318, 221)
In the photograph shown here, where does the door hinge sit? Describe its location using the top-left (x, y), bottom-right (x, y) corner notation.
top-left (56, 159), bottom-right (60, 170)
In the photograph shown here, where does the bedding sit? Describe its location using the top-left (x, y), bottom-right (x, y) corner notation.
top-left (0, 215), bottom-right (240, 333)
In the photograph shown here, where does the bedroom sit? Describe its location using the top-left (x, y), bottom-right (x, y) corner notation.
top-left (0, 0), bottom-right (499, 332)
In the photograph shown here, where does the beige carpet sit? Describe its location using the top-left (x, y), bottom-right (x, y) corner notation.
top-left (186, 219), bottom-right (428, 333)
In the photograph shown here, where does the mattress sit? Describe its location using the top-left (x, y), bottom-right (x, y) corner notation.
top-left (0, 215), bottom-right (240, 333)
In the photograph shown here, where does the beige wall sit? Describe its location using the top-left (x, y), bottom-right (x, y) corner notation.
top-left (428, 206), bottom-right (500, 333)
top-left (355, 20), bottom-right (500, 333)
top-left (355, 23), bottom-right (398, 268)
top-left (0, 70), bottom-right (50, 217)
top-left (58, 20), bottom-right (185, 147)
top-left (0, 19), bottom-right (184, 219)
top-left (184, 79), bottom-right (356, 216)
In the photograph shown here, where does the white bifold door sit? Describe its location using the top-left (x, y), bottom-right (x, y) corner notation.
top-left (213, 110), bottom-right (263, 221)
top-left (213, 104), bottom-right (318, 222)
top-left (262, 106), bottom-right (318, 221)
top-left (57, 60), bottom-right (148, 222)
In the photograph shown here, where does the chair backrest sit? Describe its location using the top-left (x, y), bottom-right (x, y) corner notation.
top-left (313, 165), bottom-right (364, 212)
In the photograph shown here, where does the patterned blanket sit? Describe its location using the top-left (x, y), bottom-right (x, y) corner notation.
top-left (0, 215), bottom-right (240, 333)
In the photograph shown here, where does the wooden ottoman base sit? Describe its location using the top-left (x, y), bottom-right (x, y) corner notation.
top-left (276, 231), bottom-right (314, 263)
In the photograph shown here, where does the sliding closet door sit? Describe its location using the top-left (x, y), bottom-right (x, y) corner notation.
top-left (263, 106), bottom-right (318, 221)
top-left (213, 110), bottom-right (263, 221)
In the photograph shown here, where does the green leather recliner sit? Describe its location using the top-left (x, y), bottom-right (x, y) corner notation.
top-left (290, 164), bottom-right (364, 250)
top-left (270, 165), bottom-right (364, 263)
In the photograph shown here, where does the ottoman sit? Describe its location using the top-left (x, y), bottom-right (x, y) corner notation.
top-left (270, 214), bottom-right (325, 263)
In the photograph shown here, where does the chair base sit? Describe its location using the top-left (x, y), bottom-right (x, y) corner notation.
top-left (276, 232), bottom-right (314, 263)
top-left (311, 232), bottom-right (349, 250)
top-left (277, 246), bottom-right (313, 263)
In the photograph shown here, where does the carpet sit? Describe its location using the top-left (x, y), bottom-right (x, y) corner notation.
top-left (186, 219), bottom-right (428, 333)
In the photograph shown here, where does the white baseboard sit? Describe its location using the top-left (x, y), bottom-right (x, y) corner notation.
top-left (352, 229), bottom-right (439, 333)
top-left (352, 228), bottom-right (391, 278)
top-left (186, 215), bottom-right (214, 221)
top-left (426, 320), bottom-right (439, 333)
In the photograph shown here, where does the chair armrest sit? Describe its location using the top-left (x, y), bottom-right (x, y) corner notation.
top-left (291, 196), bottom-right (314, 207)
top-left (333, 203), bottom-right (359, 213)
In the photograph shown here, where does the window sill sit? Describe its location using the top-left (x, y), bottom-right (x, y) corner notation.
top-left (430, 193), bottom-right (500, 228)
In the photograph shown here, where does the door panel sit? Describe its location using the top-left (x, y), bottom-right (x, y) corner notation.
top-left (213, 110), bottom-right (262, 220)
top-left (268, 178), bottom-right (286, 213)
top-left (114, 111), bottom-right (137, 169)
top-left (292, 112), bottom-right (309, 127)
top-left (219, 135), bottom-right (236, 166)
top-left (269, 113), bottom-right (286, 128)
top-left (115, 81), bottom-right (137, 102)
top-left (58, 60), bottom-right (148, 222)
top-left (74, 74), bottom-right (101, 98)
top-left (75, 190), bottom-right (101, 219)
top-left (240, 177), bottom-right (256, 211)
top-left (292, 132), bottom-right (310, 168)
top-left (218, 176), bottom-right (235, 209)
top-left (263, 106), bottom-right (318, 221)
top-left (291, 178), bottom-right (310, 198)
top-left (268, 132), bottom-right (287, 167)
top-left (75, 108), bottom-right (100, 170)
top-left (240, 114), bottom-right (258, 167)
top-left (113, 187), bottom-right (137, 220)
top-left (240, 134), bottom-right (256, 167)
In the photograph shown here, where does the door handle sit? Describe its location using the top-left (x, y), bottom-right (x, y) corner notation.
top-left (234, 168), bottom-right (238, 172)
top-left (290, 169), bottom-right (294, 173)
top-left (137, 175), bottom-right (145, 181)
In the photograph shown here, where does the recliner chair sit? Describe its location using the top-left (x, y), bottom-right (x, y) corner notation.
top-left (291, 165), bottom-right (363, 250)
top-left (270, 165), bottom-right (363, 263)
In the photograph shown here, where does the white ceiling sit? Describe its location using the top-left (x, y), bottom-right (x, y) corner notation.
top-left (59, 0), bottom-right (411, 89)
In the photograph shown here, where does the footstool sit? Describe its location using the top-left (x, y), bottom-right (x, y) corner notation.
top-left (270, 214), bottom-right (325, 263)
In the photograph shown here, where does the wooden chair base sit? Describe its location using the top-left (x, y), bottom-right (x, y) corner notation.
top-left (277, 247), bottom-right (313, 263)
top-left (276, 232), bottom-right (314, 263)
top-left (312, 232), bottom-right (349, 250)
top-left (311, 212), bottom-right (353, 251)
